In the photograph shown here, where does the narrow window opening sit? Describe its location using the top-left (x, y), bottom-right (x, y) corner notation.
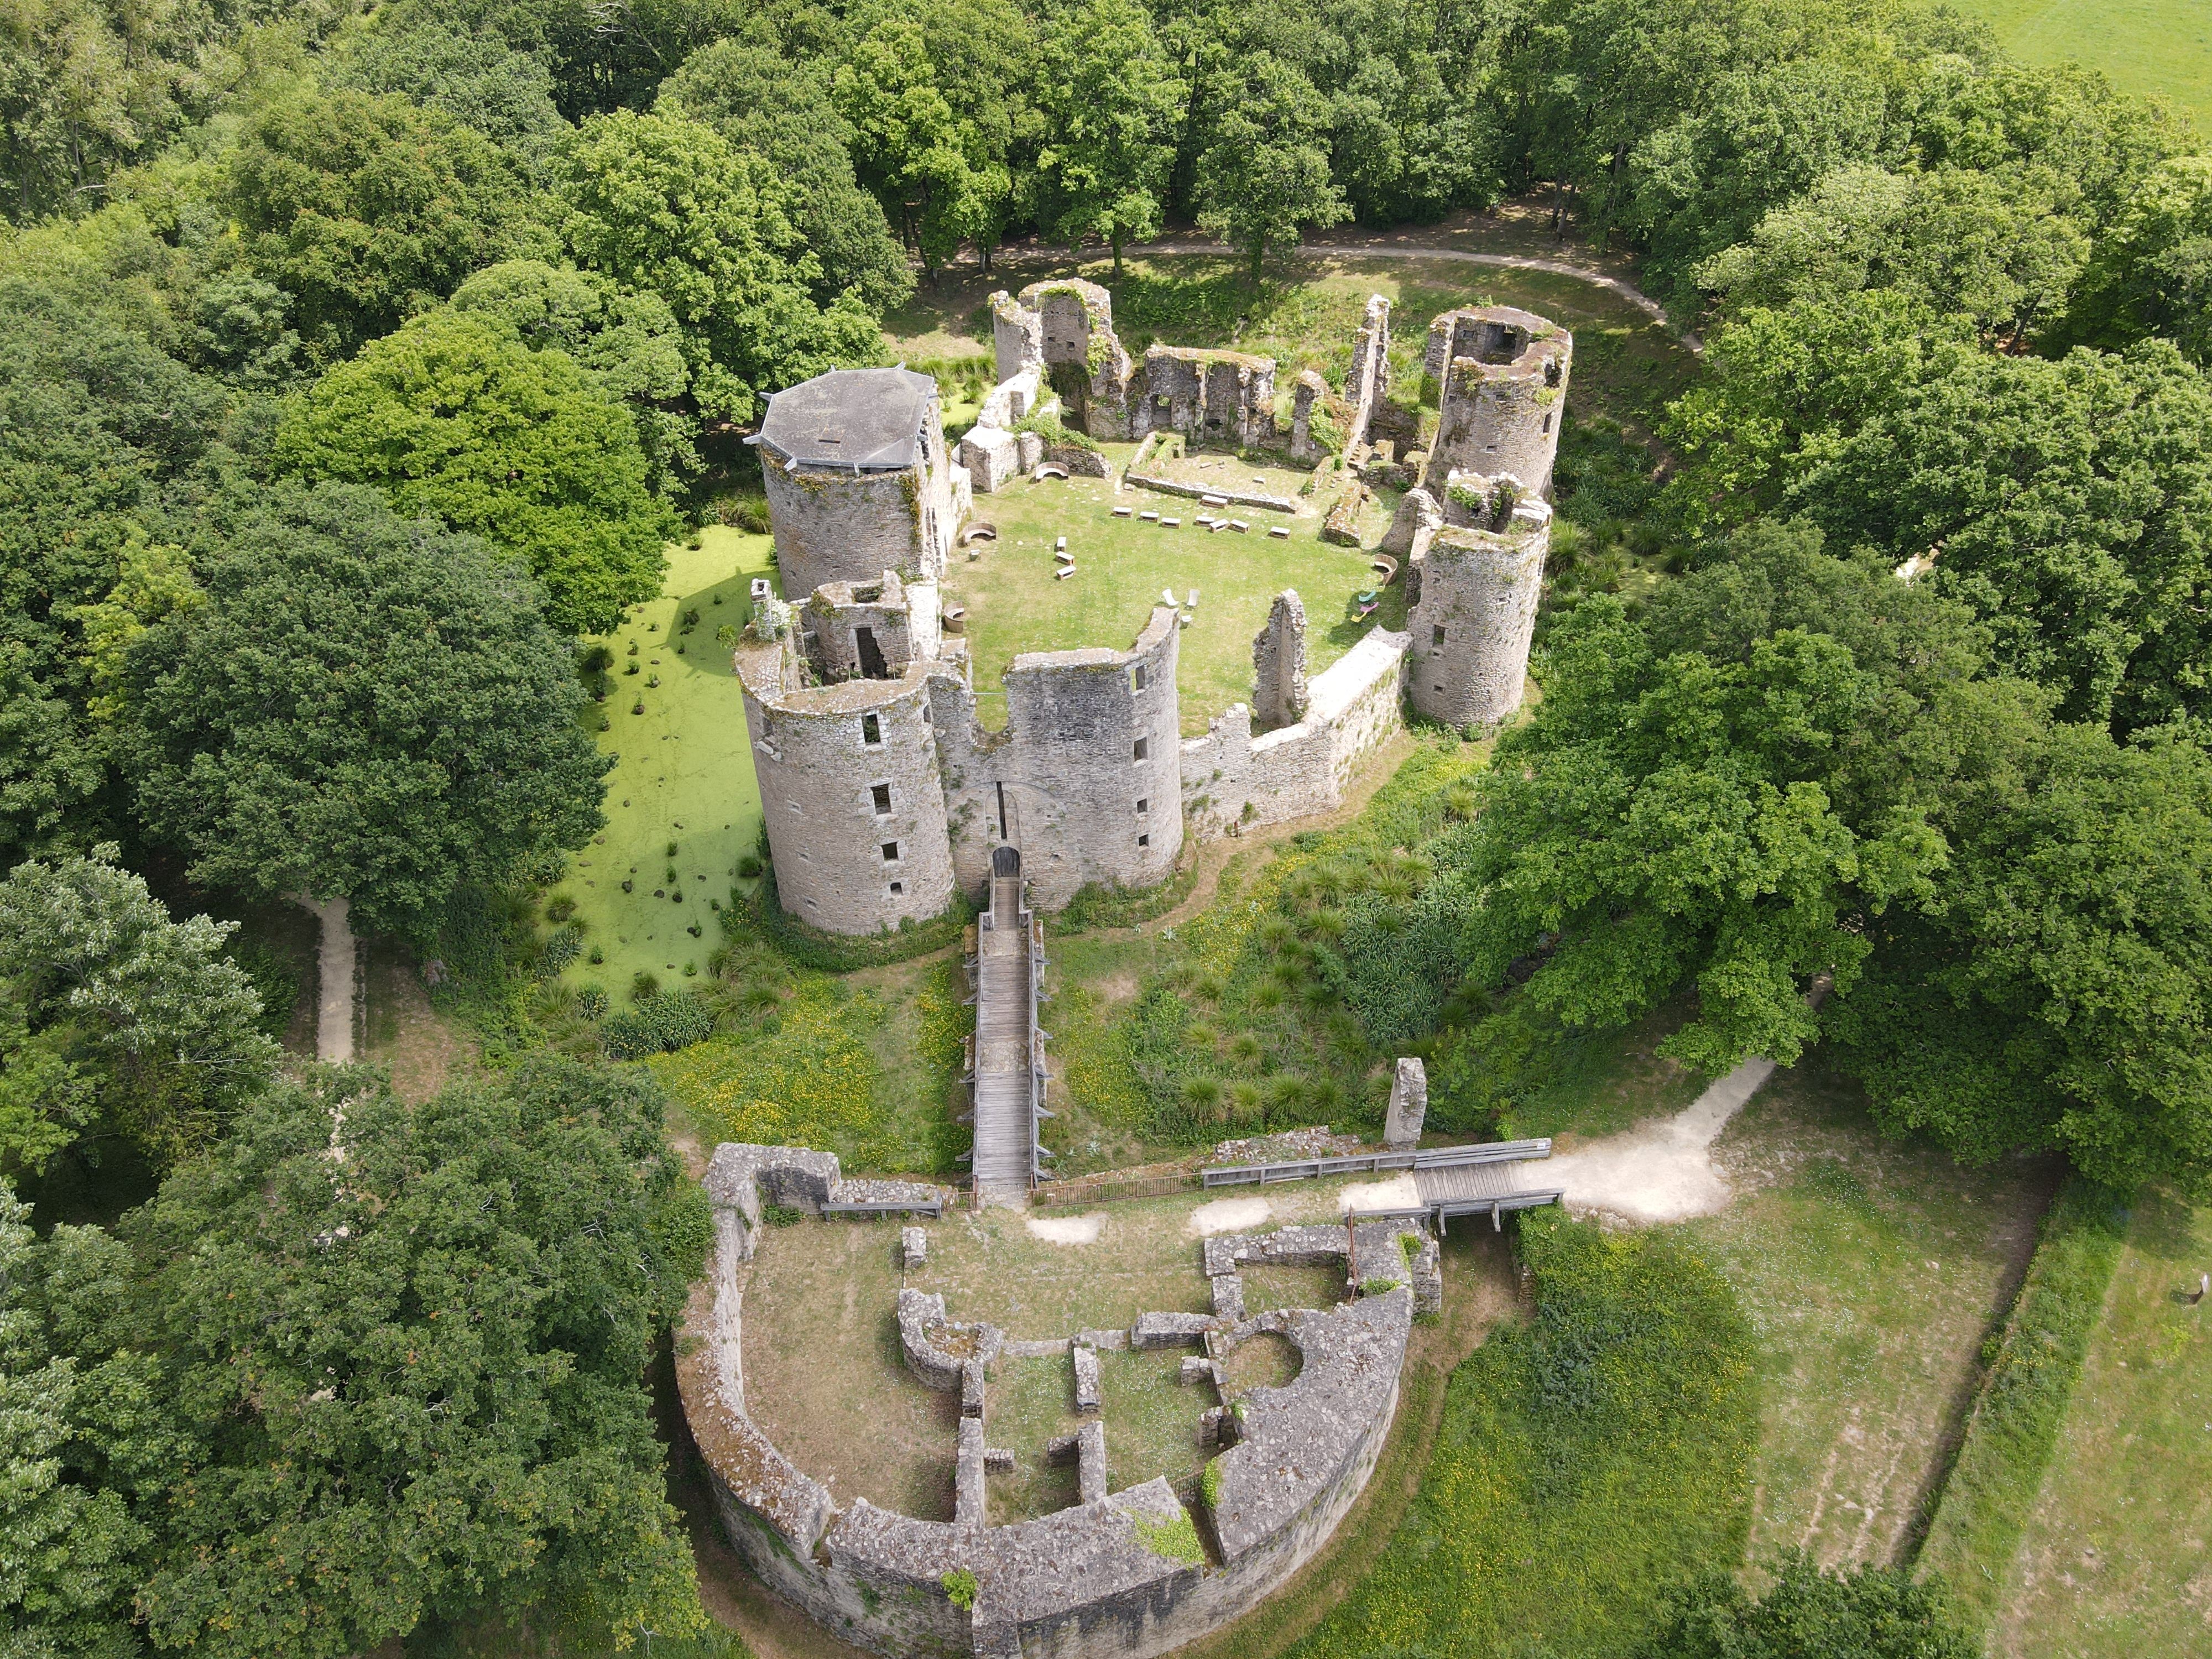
top-left (890, 880), bottom-right (904, 895)
top-left (855, 626), bottom-right (888, 679)
top-left (1541, 411), bottom-right (1552, 434)
top-left (1133, 737), bottom-right (1149, 761)
top-left (1136, 798), bottom-right (1149, 815)
top-left (862, 712), bottom-right (881, 744)
top-left (1431, 625), bottom-right (1446, 647)
top-left (1131, 664), bottom-right (1149, 691)
top-left (1137, 833), bottom-right (1150, 848)
top-left (881, 842), bottom-right (900, 863)
top-left (995, 781), bottom-right (1008, 839)
top-left (870, 784), bottom-right (892, 813)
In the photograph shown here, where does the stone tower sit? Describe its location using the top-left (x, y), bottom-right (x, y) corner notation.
top-left (750, 367), bottom-right (958, 598)
top-left (1423, 306), bottom-right (1572, 497)
top-left (1407, 476), bottom-right (1552, 732)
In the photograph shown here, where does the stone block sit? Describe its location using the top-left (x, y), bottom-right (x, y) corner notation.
top-left (958, 425), bottom-right (1019, 493)
top-left (1016, 432), bottom-right (1044, 473)
top-left (1077, 1420), bottom-right (1108, 1506)
top-left (1130, 1311), bottom-right (1214, 1349)
top-left (1180, 1356), bottom-right (1218, 1386)
top-left (900, 1225), bottom-right (927, 1269)
top-left (1384, 1057), bottom-right (1428, 1150)
top-left (1071, 1342), bottom-right (1103, 1414)
top-left (1211, 1273), bottom-right (1246, 1321)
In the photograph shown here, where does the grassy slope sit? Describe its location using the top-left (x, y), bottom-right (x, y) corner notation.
top-left (1679, 1063), bottom-right (2052, 1573)
top-left (1914, 1180), bottom-right (2129, 1632)
top-left (550, 526), bottom-right (776, 1002)
top-left (1950, 0), bottom-right (2211, 131)
top-left (1995, 1189), bottom-right (2212, 1658)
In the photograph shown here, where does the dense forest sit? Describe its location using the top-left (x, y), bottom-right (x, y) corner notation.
top-left (3, 0), bottom-right (2209, 1653)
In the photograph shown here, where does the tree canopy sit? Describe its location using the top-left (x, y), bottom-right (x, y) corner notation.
top-left (0, 847), bottom-right (275, 1176)
top-left (1637, 1551), bottom-right (1975, 1659)
top-left (1, 1055), bottom-right (712, 1659)
top-left (126, 482), bottom-right (609, 933)
top-left (274, 309), bottom-right (674, 633)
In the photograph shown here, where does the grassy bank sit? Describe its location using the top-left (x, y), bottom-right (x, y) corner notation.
top-left (1284, 1209), bottom-right (1757, 1658)
top-left (1949, 0), bottom-right (2211, 130)
top-left (1914, 1178), bottom-right (2130, 1631)
top-left (1995, 1188), bottom-right (2212, 1658)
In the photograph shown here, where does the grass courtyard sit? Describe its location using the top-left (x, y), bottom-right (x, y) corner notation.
top-left (738, 1181), bottom-right (1371, 1528)
top-left (943, 452), bottom-right (1402, 737)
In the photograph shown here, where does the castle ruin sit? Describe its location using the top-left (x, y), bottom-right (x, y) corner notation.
top-left (741, 298), bottom-right (1570, 935)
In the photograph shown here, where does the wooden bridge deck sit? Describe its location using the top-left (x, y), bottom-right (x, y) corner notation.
top-left (970, 866), bottom-right (1042, 1205)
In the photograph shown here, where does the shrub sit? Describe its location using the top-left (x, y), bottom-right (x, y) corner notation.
top-left (1635, 1552), bottom-right (1975, 1659)
top-left (538, 929), bottom-right (580, 977)
top-left (761, 1203), bottom-right (807, 1228)
top-left (545, 894), bottom-right (577, 923)
top-left (736, 854), bottom-right (763, 879)
top-left (601, 991), bottom-right (717, 1059)
top-left (577, 984), bottom-right (608, 1020)
top-left (631, 971), bottom-right (660, 1000)
top-left (942, 1569), bottom-right (979, 1611)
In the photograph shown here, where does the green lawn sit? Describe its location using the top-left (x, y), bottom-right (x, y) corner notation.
top-left (942, 452), bottom-right (1402, 737)
top-left (548, 527), bottom-right (774, 1003)
top-left (1995, 1189), bottom-right (2212, 1657)
top-left (1950, 0), bottom-right (2211, 131)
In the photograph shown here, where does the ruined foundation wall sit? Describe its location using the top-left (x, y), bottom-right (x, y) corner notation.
top-left (739, 645), bottom-right (958, 935)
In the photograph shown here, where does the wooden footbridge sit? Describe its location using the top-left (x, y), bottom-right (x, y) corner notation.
top-left (962, 847), bottom-right (1052, 1205)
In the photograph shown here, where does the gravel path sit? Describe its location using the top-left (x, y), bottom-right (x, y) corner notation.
top-left (303, 895), bottom-right (356, 1063)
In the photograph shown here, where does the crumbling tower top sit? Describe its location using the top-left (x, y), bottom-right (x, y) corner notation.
top-left (1423, 305), bottom-right (1572, 497)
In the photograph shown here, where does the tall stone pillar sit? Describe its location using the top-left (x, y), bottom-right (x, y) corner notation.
top-left (1384, 1057), bottom-right (1428, 1150)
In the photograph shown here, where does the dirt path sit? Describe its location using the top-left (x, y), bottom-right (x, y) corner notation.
top-left (301, 896), bottom-right (356, 1063)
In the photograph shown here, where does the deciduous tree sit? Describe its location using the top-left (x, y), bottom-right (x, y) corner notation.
top-left (277, 309), bottom-right (674, 632)
top-left (127, 482), bottom-right (609, 934)
top-left (1191, 53), bottom-right (1349, 284)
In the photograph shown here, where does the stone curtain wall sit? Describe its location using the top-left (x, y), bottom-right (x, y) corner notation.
top-left (802, 573), bottom-right (940, 682)
top-left (737, 639), bottom-right (959, 934)
top-left (678, 1142), bottom-right (1422, 1659)
top-left (1183, 623), bottom-right (1411, 838)
top-left (1422, 305), bottom-right (1571, 497)
top-left (933, 606), bottom-right (1187, 910)
top-left (1407, 486), bottom-right (1552, 730)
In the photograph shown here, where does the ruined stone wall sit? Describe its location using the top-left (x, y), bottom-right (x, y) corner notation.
top-left (1422, 305), bottom-right (1571, 497)
top-left (738, 639), bottom-right (958, 934)
top-left (1021, 279), bottom-right (1136, 438)
top-left (993, 291), bottom-right (1045, 383)
top-left (932, 607), bottom-right (1185, 910)
top-left (1407, 481), bottom-right (1551, 729)
top-left (1128, 347), bottom-right (1276, 448)
top-left (1342, 294), bottom-right (1391, 451)
top-left (1289, 369), bottom-right (1332, 462)
top-left (802, 573), bottom-right (940, 682)
top-left (1250, 590), bottom-right (1308, 732)
top-left (1184, 626), bottom-right (1408, 839)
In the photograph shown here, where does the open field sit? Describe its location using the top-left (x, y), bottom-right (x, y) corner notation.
top-left (1682, 1060), bottom-right (2054, 1572)
top-left (1950, 0), bottom-right (2211, 131)
top-left (1995, 1188), bottom-right (2212, 1658)
top-left (547, 526), bottom-right (775, 1002)
top-left (941, 456), bottom-right (1403, 737)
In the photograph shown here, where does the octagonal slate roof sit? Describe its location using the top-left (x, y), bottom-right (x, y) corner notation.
top-left (757, 366), bottom-right (938, 469)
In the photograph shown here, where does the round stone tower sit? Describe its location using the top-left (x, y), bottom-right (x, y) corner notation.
top-left (1423, 306), bottom-right (1572, 497)
top-left (1407, 477), bottom-right (1552, 731)
top-left (754, 367), bottom-right (957, 599)
top-left (735, 638), bottom-right (957, 936)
